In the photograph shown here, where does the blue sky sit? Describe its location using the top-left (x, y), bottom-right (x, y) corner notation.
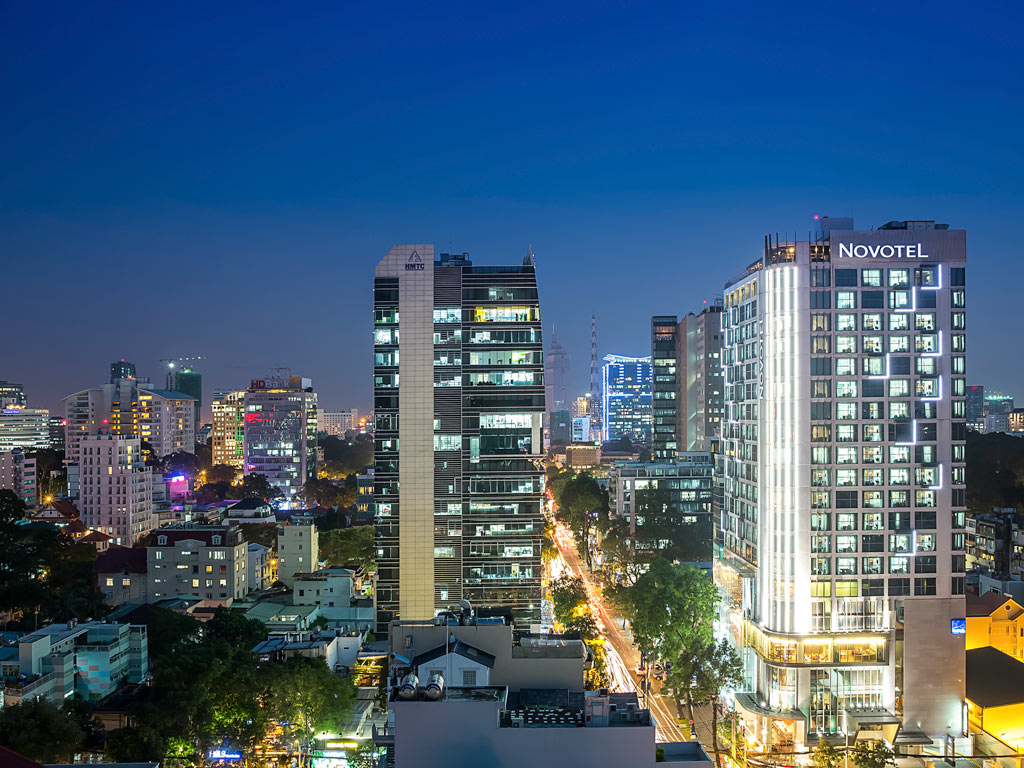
top-left (3, 1), bottom-right (1022, 414)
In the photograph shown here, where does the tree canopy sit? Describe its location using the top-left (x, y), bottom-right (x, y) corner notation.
top-left (319, 525), bottom-right (374, 570)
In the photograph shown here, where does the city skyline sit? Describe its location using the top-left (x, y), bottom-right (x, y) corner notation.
top-left (3, 3), bottom-right (1024, 414)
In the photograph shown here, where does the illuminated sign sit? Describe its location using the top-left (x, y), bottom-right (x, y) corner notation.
top-left (250, 379), bottom-right (267, 389)
top-left (951, 618), bottom-right (966, 635)
top-left (405, 250), bottom-right (425, 270)
top-left (837, 243), bottom-right (929, 259)
top-left (169, 475), bottom-right (186, 483)
top-left (209, 749), bottom-right (242, 760)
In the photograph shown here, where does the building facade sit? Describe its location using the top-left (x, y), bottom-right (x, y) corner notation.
top-left (211, 389), bottom-right (246, 470)
top-left (166, 365), bottom-right (202, 428)
top-left (0, 380), bottom-right (27, 407)
top-left (717, 218), bottom-right (967, 748)
top-left (651, 316), bottom-right (681, 460)
top-left (243, 376), bottom-right (318, 506)
top-left (277, 520), bottom-right (319, 587)
top-left (679, 305), bottom-right (724, 452)
top-left (544, 327), bottom-right (571, 416)
top-left (0, 448), bottom-right (38, 508)
top-left (373, 246), bottom-right (545, 631)
top-left (138, 388), bottom-right (196, 457)
top-left (78, 434), bottom-right (154, 546)
top-left (148, 525), bottom-right (248, 601)
top-left (0, 405), bottom-right (50, 451)
top-left (317, 408), bottom-right (360, 436)
top-left (601, 355), bottom-right (652, 444)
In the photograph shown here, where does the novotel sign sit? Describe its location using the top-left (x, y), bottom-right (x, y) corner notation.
top-left (837, 243), bottom-right (929, 259)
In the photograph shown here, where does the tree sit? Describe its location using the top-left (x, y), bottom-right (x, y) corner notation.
top-left (0, 698), bottom-right (84, 763)
top-left (632, 487), bottom-right (712, 564)
top-left (689, 641), bottom-right (743, 768)
top-left (105, 726), bottom-right (166, 763)
top-left (550, 472), bottom-right (606, 566)
top-left (239, 473), bottom-right (282, 502)
top-left (208, 464), bottom-right (238, 484)
top-left (196, 480), bottom-right (233, 504)
top-left (203, 607), bottom-right (267, 650)
top-left (550, 574), bottom-right (587, 625)
top-left (239, 522), bottom-right (278, 549)
top-left (302, 477), bottom-right (340, 508)
top-left (619, 560), bottom-right (718, 721)
top-left (562, 610), bottom-right (599, 640)
top-left (319, 526), bottom-right (374, 569)
top-left (812, 738), bottom-right (844, 768)
top-left (850, 740), bottom-right (895, 768)
top-left (162, 451), bottom-right (201, 477)
top-left (271, 656), bottom-right (356, 766)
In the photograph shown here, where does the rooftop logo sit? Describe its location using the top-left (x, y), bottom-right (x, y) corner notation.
top-left (405, 250), bottom-right (425, 270)
top-left (837, 243), bottom-right (929, 259)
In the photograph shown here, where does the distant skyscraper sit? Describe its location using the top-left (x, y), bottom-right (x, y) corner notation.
top-left (544, 326), bottom-right (571, 415)
top-left (718, 218), bottom-right (966, 747)
top-left (571, 395), bottom-right (589, 419)
top-left (317, 409), bottom-right (360, 436)
top-left (0, 406), bottom-right (51, 451)
top-left (373, 246), bottom-right (544, 631)
top-left (966, 385), bottom-right (985, 432)
top-left (0, 381), bottom-right (27, 407)
top-left (985, 391), bottom-right (1014, 415)
top-left (601, 355), bottom-right (652, 444)
top-left (678, 304), bottom-right (724, 452)
top-left (167, 365), bottom-right (203, 427)
top-left (589, 315), bottom-right (602, 436)
top-left (110, 360), bottom-right (136, 383)
top-left (243, 376), bottom-right (318, 507)
top-left (651, 316), bottom-right (680, 459)
top-left (211, 389), bottom-right (246, 470)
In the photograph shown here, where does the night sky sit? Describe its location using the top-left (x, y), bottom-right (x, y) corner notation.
top-left (3, 2), bottom-right (1022, 418)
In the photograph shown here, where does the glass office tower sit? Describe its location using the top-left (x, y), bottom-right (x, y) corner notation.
top-left (601, 355), bottom-right (652, 444)
top-left (373, 246), bottom-right (545, 631)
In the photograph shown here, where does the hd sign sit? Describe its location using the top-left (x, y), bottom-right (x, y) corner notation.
top-left (837, 243), bottom-right (929, 259)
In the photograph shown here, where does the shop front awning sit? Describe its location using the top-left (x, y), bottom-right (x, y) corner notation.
top-left (842, 710), bottom-right (901, 744)
top-left (736, 692), bottom-right (806, 723)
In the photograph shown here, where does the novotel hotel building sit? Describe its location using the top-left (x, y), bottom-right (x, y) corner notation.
top-left (373, 246), bottom-right (545, 631)
top-left (716, 218), bottom-right (967, 751)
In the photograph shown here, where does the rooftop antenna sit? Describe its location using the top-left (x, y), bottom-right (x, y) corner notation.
top-left (524, 243), bottom-right (535, 266)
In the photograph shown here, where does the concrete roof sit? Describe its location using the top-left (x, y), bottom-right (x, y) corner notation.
top-left (967, 591), bottom-right (1018, 617)
top-left (966, 647), bottom-right (1024, 708)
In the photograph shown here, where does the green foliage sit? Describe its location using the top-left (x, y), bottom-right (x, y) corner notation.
top-left (208, 464), bottom-right (238, 484)
top-left (551, 574), bottom-right (588, 624)
top-left (271, 655), bottom-right (357, 748)
top-left (811, 739), bottom-right (843, 768)
top-left (239, 522), bottom-right (278, 549)
top-left (622, 559), bottom-right (718, 664)
top-left (563, 611), bottom-right (600, 640)
top-left (303, 477), bottom-right (341, 508)
top-left (0, 698), bottom-right (84, 762)
top-left (239, 473), bottom-right (282, 502)
top-left (850, 740), bottom-right (895, 768)
top-left (320, 434), bottom-right (373, 477)
top-left (105, 726), bottom-right (166, 763)
top-left (203, 607), bottom-right (267, 650)
top-left (549, 471), bottom-right (606, 564)
top-left (196, 480), bottom-right (233, 504)
top-left (320, 525), bottom-right (375, 569)
top-left (162, 451), bottom-right (202, 476)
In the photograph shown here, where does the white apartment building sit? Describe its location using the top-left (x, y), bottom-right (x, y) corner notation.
top-left (78, 434), bottom-right (154, 546)
top-left (0, 448), bottom-right (38, 508)
top-left (243, 377), bottom-right (318, 506)
top-left (277, 520), bottom-right (319, 587)
top-left (717, 218), bottom-right (967, 750)
top-left (148, 525), bottom-right (248, 601)
top-left (317, 408), bottom-right (360, 436)
top-left (248, 542), bottom-right (275, 592)
top-left (0, 405), bottom-right (50, 451)
top-left (138, 388), bottom-right (196, 456)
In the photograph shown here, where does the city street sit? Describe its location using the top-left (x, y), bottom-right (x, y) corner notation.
top-left (551, 524), bottom-right (716, 746)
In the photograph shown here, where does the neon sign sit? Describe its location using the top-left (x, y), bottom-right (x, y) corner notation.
top-left (837, 243), bottom-right (929, 259)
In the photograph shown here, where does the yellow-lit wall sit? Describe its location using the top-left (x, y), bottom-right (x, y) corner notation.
top-left (968, 699), bottom-right (1024, 750)
top-left (966, 611), bottom-right (1024, 660)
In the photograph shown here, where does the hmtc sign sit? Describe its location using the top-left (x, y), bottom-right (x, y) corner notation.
top-left (405, 250), bottom-right (425, 270)
top-left (837, 243), bottom-right (929, 259)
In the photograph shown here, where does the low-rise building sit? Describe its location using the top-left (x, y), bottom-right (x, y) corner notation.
top-left (248, 543), bottom-right (275, 592)
top-left (277, 520), bottom-right (318, 587)
top-left (2, 620), bottom-right (148, 707)
top-left (252, 628), bottom-right (364, 671)
top-left (966, 646), bottom-right (1024, 753)
top-left (241, 600), bottom-right (321, 632)
top-left (95, 548), bottom-right (149, 606)
top-left (292, 567), bottom-right (374, 632)
top-left (565, 443), bottom-right (601, 471)
top-left (225, 497), bottom-right (276, 525)
top-left (148, 525), bottom-right (248, 602)
top-left (378, 608), bottom-right (710, 768)
top-left (967, 593), bottom-right (1024, 662)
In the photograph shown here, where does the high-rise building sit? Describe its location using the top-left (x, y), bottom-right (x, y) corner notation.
top-left (63, 379), bottom-right (195, 463)
top-left (571, 416), bottom-right (591, 443)
top-left (544, 326), bottom-right (571, 415)
top-left (985, 391), bottom-right (1014, 415)
top-left (243, 376), bottom-right (318, 506)
top-left (601, 355), bottom-right (652, 444)
top-left (717, 218), bottom-right (967, 749)
top-left (211, 390), bottom-right (246, 470)
top-left (0, 406), bottom-right (51, 451)
top-left (317, 409), bottom-right (360, 436)
top-left (0, 449), bottom-right (38, 508)
top-left (0, 381), bottom-right (27, 407)
top-left (109, 360), bottom-right (136, 383)
top-left (571, 395), bottom-right (590, 419)
top-left (651, 316), bottom-right (680, 459)
top-left (167, 365), bottom-right (202, 427)
top-left (966, 385), bottom-right (985, 432)
top-left (373, 246), bottom-right (544, 631)
top-left (78, 433), bottom-right (154, 545)
top-left (678, 304), bottom-right (724, 452)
